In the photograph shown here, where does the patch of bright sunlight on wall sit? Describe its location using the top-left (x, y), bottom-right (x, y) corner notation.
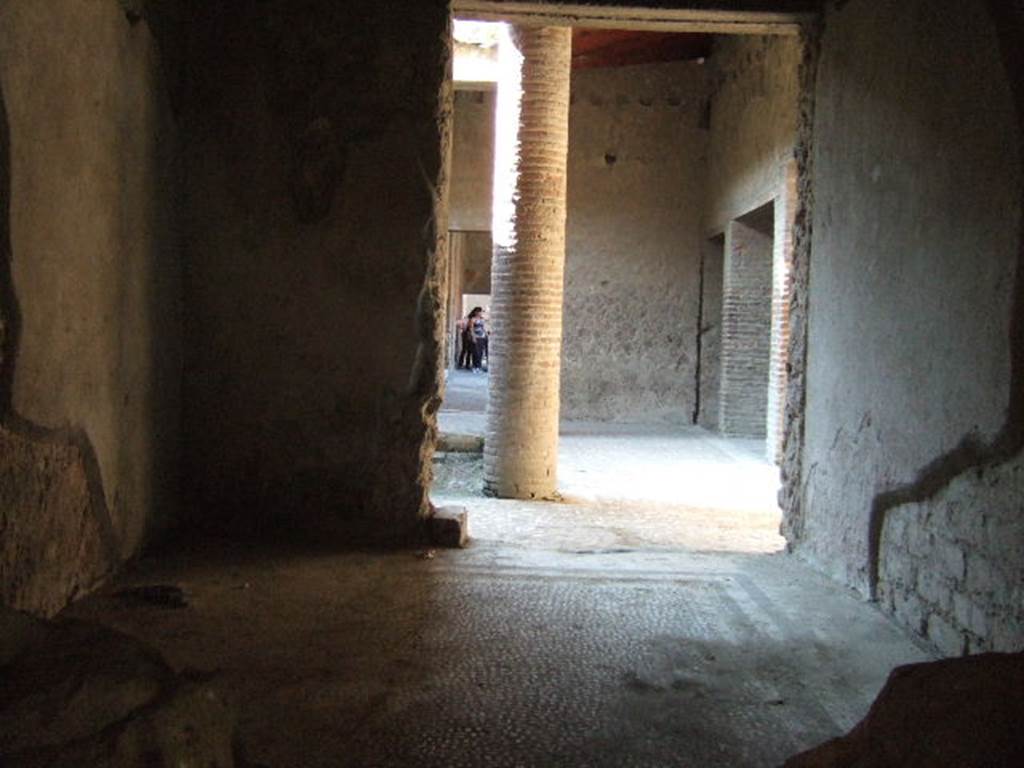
top-left (453, 19), bottom-right (501, 83)
top-left (491, 23), bottom-right (521, 251)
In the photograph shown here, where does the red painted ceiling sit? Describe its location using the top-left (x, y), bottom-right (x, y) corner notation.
top-left (571, 30), bottom-right (712, 69)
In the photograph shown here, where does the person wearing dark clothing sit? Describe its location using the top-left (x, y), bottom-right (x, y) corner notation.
top-left (457, 315), bottom-right (473, 369)
top-left (467, 306), bottom-right (487, 371)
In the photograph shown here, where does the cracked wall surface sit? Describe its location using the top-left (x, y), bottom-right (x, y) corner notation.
top-left (0, 0), bottom-right (181, 615)
top-left (179, 0), bottom-right (451, 541)
top-left (793, 0), bottom-right (1023, 653)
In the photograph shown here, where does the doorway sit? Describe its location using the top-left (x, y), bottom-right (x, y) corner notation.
top-left (433, 12), bottom-right (804, 551)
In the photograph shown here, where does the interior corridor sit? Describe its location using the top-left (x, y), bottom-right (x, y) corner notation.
top-left (2, 1), bottom-right (1022, 765)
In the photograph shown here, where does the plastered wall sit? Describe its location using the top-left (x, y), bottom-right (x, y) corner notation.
top-left (0, 0), bottom-right (181, 615)
top-left (697, 236), bottom-right (724, 430)
top-left (179, 0), bottom-right (450, 540)
top-left (792, 0), bottom-right (1023, 654)
top-left (459, 231), bottom-right (492, 296)
top-left (561, 62), bottom-right (708, 424)
top-left (704, 35), bottom-right (800, 237)
top-left (451, 90), bottom-right (495, 233)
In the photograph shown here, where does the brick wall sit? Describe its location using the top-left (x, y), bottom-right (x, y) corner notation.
top-left (703, 34), bottom-right (799, 452)
top-left (718, 215), bottom-right (773, 438)
top-left (878, 455), bottom-right (1024, 655)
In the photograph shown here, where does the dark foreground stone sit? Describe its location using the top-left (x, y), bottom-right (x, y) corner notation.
top-left (783, 652), bottom-right (1024, 767)
top-left (430, 505), bottom-right (470, 548)
top-left (0, 606), bottom-right (239, 767)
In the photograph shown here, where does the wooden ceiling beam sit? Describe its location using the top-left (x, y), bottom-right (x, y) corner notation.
top-left (452, 2), bottom-right (814, 35)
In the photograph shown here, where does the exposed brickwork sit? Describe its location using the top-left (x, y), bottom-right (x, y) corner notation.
top-left (878, 455), bottom-right (1024, 655)
top-left (484, 25), bottom-right (571, 499)
top-left (718, 218), bottom-right (773, 438)
top-left (703, 33), bottom-right (800, 453)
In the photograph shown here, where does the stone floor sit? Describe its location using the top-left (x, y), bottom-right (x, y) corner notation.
top-left (437, 368), bottom-right (785, 551)
top-left (58, 372), bottom-right (933, 767)
top-left (64, 538), bottom-right (931, 768)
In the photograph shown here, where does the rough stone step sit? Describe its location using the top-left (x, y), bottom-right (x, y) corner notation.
top-left (437, 433), bottom-right (484, 453)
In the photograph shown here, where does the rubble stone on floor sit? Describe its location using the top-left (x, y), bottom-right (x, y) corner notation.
top-left (0, 606), bottom-right (238, 767)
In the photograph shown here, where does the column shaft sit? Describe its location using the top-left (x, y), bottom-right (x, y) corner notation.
top-left (484, 25), bottom-right (572, 499)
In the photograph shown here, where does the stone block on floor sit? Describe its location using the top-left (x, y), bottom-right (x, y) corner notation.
top-left (430, 506), bottom-right (469, 548)
top-left (437, 433), bottom-right (484, 453)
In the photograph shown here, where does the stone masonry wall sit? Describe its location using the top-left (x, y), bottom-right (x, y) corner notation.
top-left (0, 0), bottom-right (181, 615)
top-left (796, 0), bottom-right (1023, 654)
top-left (878, 455), bottom-right (1024, 655)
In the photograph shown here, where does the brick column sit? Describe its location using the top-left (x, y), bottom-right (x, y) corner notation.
top-left (719, 216), bottom-right (773, 439)
top-left (484, 25), bottom-right (571, 499)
